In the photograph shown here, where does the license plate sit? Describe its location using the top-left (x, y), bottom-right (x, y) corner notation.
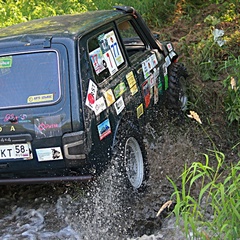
top-left (0, 143), bottom-right (31, 159)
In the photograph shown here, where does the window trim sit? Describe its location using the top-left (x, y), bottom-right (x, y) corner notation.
top-left (117, 17), bottom-right (151, 46)
top-left (0, 49), bottom-right (61, 109)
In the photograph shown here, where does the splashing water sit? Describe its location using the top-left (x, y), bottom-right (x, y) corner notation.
top-left (0, 162), bottom-right (135, 240)
top-left (0, 122), bottom-right (194, 239)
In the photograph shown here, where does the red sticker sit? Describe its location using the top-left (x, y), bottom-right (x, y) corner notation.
top-left (88, 93), bottom-right (95, 104)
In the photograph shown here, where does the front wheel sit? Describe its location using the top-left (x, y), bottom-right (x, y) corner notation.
top-left (166, 62), bottom-right (188, 116)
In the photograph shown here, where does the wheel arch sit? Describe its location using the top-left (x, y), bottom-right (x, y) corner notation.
top-left (110, 112), bottom-right (143, 157)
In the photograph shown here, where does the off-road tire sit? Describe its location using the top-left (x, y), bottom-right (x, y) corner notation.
top-left (111, 122), bottom-right (148, 191)
top-left (166, 62), bottom-right (188, 116)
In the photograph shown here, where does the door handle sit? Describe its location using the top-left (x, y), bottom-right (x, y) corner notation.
top-left (137, 67), bottom-right (143, 74)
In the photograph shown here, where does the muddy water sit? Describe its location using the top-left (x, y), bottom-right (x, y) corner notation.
top-left (0, 120), bottom-right (197, 239)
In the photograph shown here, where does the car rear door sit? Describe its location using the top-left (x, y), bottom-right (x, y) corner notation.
top-left (0, 44), bottom-right (71, 178)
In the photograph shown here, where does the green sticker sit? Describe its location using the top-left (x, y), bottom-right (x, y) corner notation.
top-left (114, 82), bottom-right (127, 98)
top-left (0, 56), bottom-right (12, 68)
top-left (164, 75), bottom-right (169, 90)
top-left (158, 81), bottom-right (163, 94)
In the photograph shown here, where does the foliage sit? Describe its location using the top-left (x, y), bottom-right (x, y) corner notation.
top-left (0, 0), bottom-right (181, 29)
top-left (0, 0), bottom-right (90, 28)
top-left (182, 3), bottom-right (239, 82)
top-left (89, 0), bottom-right (178, 27)
top-left (178, 1), bottom-right (239, 126)
top-left (168, 151), bottom-right (240, 239)
top-left (223, 56), bottom-right (240, 127)
top-left (169, 112), bottom-right (240, 239)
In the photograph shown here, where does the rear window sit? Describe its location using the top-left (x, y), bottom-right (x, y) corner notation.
top-left (0, 51), bottom-right (60, 109)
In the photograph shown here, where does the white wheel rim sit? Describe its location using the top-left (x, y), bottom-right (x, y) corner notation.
top-left (124, 137), bottom-right (144, 189)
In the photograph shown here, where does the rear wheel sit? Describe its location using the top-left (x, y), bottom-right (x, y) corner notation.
top-left (124, 136), bottom-right (144, 189)
top-left (112, 124), bottom-right (148, 191)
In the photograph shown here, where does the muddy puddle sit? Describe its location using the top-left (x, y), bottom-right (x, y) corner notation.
top-left (0, 120), bottom-right (198, 239)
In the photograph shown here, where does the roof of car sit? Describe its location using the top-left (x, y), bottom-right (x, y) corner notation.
top-left (0, 10), bottom-right (124, 40)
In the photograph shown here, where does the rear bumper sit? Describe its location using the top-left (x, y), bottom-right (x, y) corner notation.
top-left (0, 174), bottom-right (93, 185)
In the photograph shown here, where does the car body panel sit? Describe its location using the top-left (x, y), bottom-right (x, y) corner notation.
top-left (0, 6), bottom-right (179, 183)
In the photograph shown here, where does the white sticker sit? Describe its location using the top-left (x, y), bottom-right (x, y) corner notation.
top-left (149, 73), bottom-right (156, 88)
top-left (85, 79), bottom-right (98, 111)
top-left (165, 56), bottom-right (171, 67)
top-left (151, 53), bottom-right (158, 68)
top-left (169, 51), bottom-right (177, 59)
top-left (89, 47), bottom-right (106, 75)
top-left (142, 59), bottom-right (150, 79)
top-left (163, 63), bottom-right (168, 76)
top-left (142, 53), bottom-right (158, 79)
top-left (114, 96), bottom-right (125, 115)
top-left (103, 50), bottom-right (118, 75)
top-left (94, 96), bottom-right (107, 116)
top-left (36, 147), bottom-right (63, 161)
top-left (167, 43), bottom-right (173, 52)
top-left (153, 67), bottom-right (160, 81)
top-left (105, 30), bottom-right (124, 66)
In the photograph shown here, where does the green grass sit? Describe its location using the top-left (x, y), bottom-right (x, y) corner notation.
top-left (168, 151), bottom-right (240, 239)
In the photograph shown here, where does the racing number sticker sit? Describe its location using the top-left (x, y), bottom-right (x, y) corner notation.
top-left (104, 30), bottom-right (124, 67)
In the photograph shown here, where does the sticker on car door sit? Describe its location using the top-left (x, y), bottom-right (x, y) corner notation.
top-left (97, 118), bottom-right (111, 140)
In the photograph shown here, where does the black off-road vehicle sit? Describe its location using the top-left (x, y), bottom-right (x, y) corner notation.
top-left (0, 6), bottom-right (188, 189)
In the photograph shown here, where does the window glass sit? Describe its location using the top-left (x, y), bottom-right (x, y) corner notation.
top-left (0, 51), bottom-right (60, 109)
top-left (88, 30), bottom-right (125, 83)
top-left (117, 21), bottom-right (148, 58)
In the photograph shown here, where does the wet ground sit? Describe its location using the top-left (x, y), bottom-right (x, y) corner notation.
top-left (0, 111), bottom-right (238, 239)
